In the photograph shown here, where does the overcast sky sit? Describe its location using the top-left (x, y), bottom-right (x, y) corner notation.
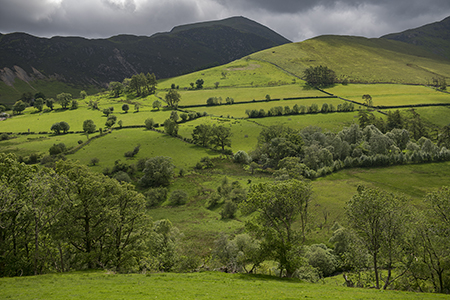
top-left (0, 0), bottom-right (449, 42)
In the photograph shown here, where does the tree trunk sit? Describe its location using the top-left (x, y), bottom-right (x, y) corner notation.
top-left (374, 251), bottom-right (380, 289)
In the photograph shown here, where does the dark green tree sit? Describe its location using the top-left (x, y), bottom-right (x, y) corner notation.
top-left (83, 119), bottom-right (96, 134)
top-left (12, 100), bottom-right (27, 114)
top-left (192, 124), bottom-right (212, 147)
top-left (56, 93), bottom-right (72, 109)
top-left (241, 179), bottom-right (312, 277)
top-left (303, 65), bottom-right (336, 88)
top-left (109, 81), bottom-right (123, 98)
top-left (211, 125), bottom-right (232, 151)
top-left (139, 156), bottom-right (175, 187)
top-left (165, 89), bottom-right (181, 108)
top-left (163, 119), bottom-right (179, 136)
top-left (195, 79), bottom-right (204, 89)
top-left (34, 98), bottom-right (44, 112)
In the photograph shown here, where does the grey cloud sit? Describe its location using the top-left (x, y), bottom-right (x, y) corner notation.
top-left (0, 0), bottom-right (449, 41)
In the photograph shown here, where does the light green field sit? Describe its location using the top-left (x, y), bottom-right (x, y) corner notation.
top-left (413, 106), bottom-right (450, 127)
top-left (0, 97), bottom-right (169, 133)
top-left (324, 84), bottom-right (450, 106)
top-left (199, 98), bottom-right (346, 118)
top-left (159, 84), bottom-right (327, 107)
top-left (177, 116), bottom-right (262, 153)
top-left (68, 128), bottom-right (220, 172)
top-left (0, 133), bottom-right (85, 157)
top-left (253, 111), bottom-right (360, 132)
top-left (252, 35), bottom-right (450, 84)
top-left (1, 270), bottom-right (448, 300)
top-left (158, 59), bottom-right (298, 90)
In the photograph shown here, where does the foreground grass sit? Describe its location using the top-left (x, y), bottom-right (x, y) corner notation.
top-left (1, 271), bottom-right (447, 300)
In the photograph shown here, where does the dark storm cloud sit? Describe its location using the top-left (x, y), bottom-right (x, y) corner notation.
top-left (0, 0), bottom-right (449, 41)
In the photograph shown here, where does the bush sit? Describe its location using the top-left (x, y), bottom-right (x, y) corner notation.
top-left (145, 118), bottom-right (155, 130)
top-left (49, 143), bottom-right (66, 155)
top-left (305, 244), bottom-right (339, 277)
top-left (1, 133), bottom-right (9, 141)
top-left (233, 150), bottom-right (251, 164)
top-left (113, 171), bottom-right (131, 183)
top-left (146, 187), bottom-right (168, 208)
top-left (180, 113), bottom-right (188, 121)
top-left (220, 201), bottom-right (237, 219)
top-left (205, 193), bottom-right (222, 209)
top-left (91, 157), bottom-right (99, 166)
top-left (168, 189), bottom-right (188, 206)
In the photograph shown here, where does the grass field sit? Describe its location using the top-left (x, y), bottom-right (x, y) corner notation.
top-left (0, 97), bottom-right (169, 133)
top-left (158, 59), bottom-right (299, 90)
top-left (324, 84), bottom-right (450, 106)
top-left (251, 35), bottom-right (450, 85)
top-left (68, 128), bottom-right (220, 172)
top-left (1, 271), bottom-right (448, 300)
top-left (160, 84), bottom-right (327, 107)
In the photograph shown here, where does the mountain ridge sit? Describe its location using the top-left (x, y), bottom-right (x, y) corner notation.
top-left (0, 17), bottom-right (290, 92)
top-left (382, 16), bottom-right (450, 60)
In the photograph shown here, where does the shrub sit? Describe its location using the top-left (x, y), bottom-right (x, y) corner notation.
top-left (91, 157), bottom-right (99, 166)
top-left (206, 193), bottom-right (222, 209)
top-left (145, 118), bottom-right (155, 130)
top-left (180, 113), bottom-right (188, 121)
top-left (168, 189), bottom-right (188, 206)
top-left (220, 201), bottom-right (237, 219)
top-left (305, 244), bottom-right (339, 277)
top-left (113, 171), bottom-right (131, 183)
top-left (146, 187), bottom-right (168, 208)
top-left (49, 143), bottom-right (66, 155)
top-left (233, 150), bottom-right (251, 164)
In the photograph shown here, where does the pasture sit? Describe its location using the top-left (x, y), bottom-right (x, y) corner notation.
top-left (1, 270), bottom-right (448, 300)
top-left (158, 59), bottom-right (298, 90)
top-left (325, 84), bottom-right (450, 106)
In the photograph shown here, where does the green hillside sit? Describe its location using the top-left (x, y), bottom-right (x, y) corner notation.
top-left (1, 37), bottom-right (450, 295)
top-left (3, 271), bottom-right (448, 300)
top-left (251, 35), bottom-right (450, 84)
top-left (383, 16), bottom-right (450, 60)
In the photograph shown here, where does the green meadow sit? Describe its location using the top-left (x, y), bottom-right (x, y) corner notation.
top-left (160, 84), bottom-right (326, 107)
top-left (2, 271), bottom-right (447, 300)
top-left (251, 35), bottom-right (450, 84)
top-left (69, 128), bottom-right (220, 172)
top-left (158, 59), bottom-right (298, 90)
top-left (324, 84), bottom-right (450, 106)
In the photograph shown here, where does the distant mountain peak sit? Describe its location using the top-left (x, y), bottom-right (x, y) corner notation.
top-left (382, 15), bottom-right (450, 60)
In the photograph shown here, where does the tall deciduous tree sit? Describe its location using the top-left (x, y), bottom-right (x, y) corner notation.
top-left (165, 89), bottom-right (181, 108)
top-left (56, 93), bottom-right (72, 109)
top-left (139, 156), bottom-right (175, 188)
top-left (241, 179), bottom-right (312, 277)
top-left (211, 125), bottom-right (232, 151)
top-left (192, 124), bottom-right (212, 147)
top-left (346, 185), bottom-right (408, 289)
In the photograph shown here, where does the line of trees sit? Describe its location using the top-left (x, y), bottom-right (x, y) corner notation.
top-left (245, 102), bottom-right (354, 118)
top-left (191, 124), bottom-right (233, 152)
top-left (109, 73), bottom-right (157, 98)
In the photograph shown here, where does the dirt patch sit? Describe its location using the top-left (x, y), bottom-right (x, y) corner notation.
top-left (226, 63), bottom-right (261, 71)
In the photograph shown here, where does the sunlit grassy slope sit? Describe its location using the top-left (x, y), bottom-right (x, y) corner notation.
top-left (3, 271), bottom-right (448, 300)
top-left (251, 35), bottom-right (450, 84)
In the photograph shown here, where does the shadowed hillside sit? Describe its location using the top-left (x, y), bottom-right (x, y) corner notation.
top-left (0, 16), bottom-right (290, 104)
top-left (382, 16), bottom-right (450, 60)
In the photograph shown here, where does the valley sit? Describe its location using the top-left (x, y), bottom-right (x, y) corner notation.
top-left (1, 15), bottom-right (450, 298)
